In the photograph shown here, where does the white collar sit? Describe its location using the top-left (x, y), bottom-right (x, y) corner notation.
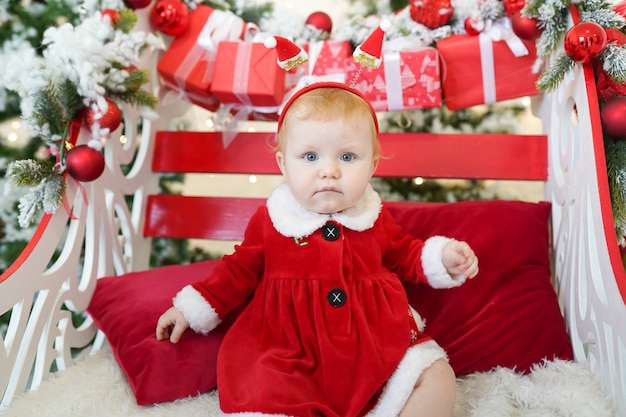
top-left (266, 183), bottom-right (382, 239)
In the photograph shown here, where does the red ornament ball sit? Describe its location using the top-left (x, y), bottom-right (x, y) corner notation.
top-left (601, 97), bottom-right (626, 139)
top-left (464, 17), bottom-right (484, 36)
top-left (503, 0), bottom-right (526, 17)
top-left (124, 0), bottom-right (152, 9)
top-left (409, 0), bottom-right (454, 29)
top-left (101, 9), bottom-right (121, 27)
top-left (564, 21), bottom-right (607, 63)
top-left (65, 145), bottom-right (105, 182)
top-left (82, 98), bottom-right (122, 132)
top-left (511, 11), bottom-right (543, 41)
top-left (305, 11), bottom-right (333, 34)
top-left (150, 0), bottom-right (189, 36)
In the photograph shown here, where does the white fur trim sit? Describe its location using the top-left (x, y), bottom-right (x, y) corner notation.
top-left (173, 285), bottom-right (222, 335)
top-left (332, 184), bottom-right (382, 231)
top-left (421, 236), bottom-right (467, 289)
top-left (365, 340), bottom-right (448, 417)
top-left (266, 183), bottom-right (382, 238)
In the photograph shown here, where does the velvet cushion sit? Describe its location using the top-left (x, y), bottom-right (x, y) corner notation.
top-left (386, 199), bottom-right (574, 375)
top-left (87, 199), bottom-right (573, 405)
top-left (87, 261), bottom-right (231, 405)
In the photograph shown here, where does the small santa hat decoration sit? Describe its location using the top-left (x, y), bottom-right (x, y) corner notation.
top-left (353, 19), bottom-right (391, 69)
top-left (264, 35), bottom-right (308, 71)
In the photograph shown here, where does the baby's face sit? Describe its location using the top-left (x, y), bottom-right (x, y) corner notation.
top-left (276, 115), bottom-right (378, 214)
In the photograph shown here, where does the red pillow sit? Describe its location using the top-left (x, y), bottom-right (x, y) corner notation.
top-left (87, 260), bottom-right (235, 405)
top-left (88, 199), bottom-right (573, 405)
top-left (386, 199), bottom-right (574, 375)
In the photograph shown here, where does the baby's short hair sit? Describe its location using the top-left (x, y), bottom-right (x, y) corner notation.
top-left (276, 85), bottom-right (380, 160)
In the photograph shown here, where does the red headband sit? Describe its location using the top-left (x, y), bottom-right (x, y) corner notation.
top-left (276, 81), bottom-right (380, 134)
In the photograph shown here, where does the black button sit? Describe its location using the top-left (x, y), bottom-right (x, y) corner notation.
top-left (322, 223), bottom-right (340, 241)
top-left (327, 288), bottom-right (346, 307)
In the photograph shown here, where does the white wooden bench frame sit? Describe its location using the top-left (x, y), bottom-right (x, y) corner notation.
top-left (1, 7), bottom-right (625, 415)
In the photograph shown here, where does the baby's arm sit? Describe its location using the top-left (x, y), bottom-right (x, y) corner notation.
top-left (156, 306), bottom-right (190, 343)
top-left (442, 240), bottom-right (479, 279)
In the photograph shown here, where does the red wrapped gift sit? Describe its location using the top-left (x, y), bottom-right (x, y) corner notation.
top-left (284, 40), bottom-right (351, 99)
top-left (437, 29), bottom-right (540, 110)
top-left (345, 48), bottom-right (441, 112)
top-left (157, 5), bottom-right (246, 111)
top-left (306, 40), bottom-right (352, 77)
top-left (210, 41), bottom-right (286, 107)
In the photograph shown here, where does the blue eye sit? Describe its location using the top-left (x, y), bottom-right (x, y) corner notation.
top-left (304, 152), bottom-right (318, 161)
top-left (340, 153), bottom-right (355, 162)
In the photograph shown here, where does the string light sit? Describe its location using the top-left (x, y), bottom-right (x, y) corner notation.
top-left (413, 177), bottom-right (424, 185)
top-left (249, 175), bottom-right (258, 184)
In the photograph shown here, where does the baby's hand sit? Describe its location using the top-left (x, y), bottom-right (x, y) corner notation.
top-left (442, 240), bottom-right (479, 279)
top-left (156, 306), bottom-right (190, 343)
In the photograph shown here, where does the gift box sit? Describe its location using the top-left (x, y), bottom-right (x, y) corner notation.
top-left (345, 48), bottom-right (442, 112)
top-left (283, 40), bottom-right (351, 100)
top-left (436, 33), bottom-right (540, 110)
top-left (306, 40), bottom-right (352, 77)
top-left (210, 41), bottom-right (286, 107)
top-left (157, 5), bottom-right (246, 112)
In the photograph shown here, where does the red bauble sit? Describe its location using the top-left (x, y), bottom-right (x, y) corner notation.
top-left (305, 11), bottom-right (333, 34)
top-left (65, 145), bottom-right (105, 182)
top-left (511, 11), bottom-right (543, 41)
top-left (101, 9), bottom-right (121, 27)
top-left (464, 17), bottom-right (484, 36)
top-left (124, 0), bottom-right (152, 9)
top-left (409, 0), bottom-right (454, 29)
top-left (503, 0), bottom-right (526, 17)
top-left (564, 21), bottom-right (607, 63)
top-left (601, 97), bottom-right (626, 139)
top-left (82, 98), bottom-right (122, 132)
top-left (150, 0), bottom-right (189, 36)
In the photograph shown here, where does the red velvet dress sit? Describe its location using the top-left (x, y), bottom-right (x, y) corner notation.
top-left (174, 184), bottom-right (463, 417)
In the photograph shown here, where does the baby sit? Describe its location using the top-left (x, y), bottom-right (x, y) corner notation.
top-left (156, 82), bottom-right (479, 417)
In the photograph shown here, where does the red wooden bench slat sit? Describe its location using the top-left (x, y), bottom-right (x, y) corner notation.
top-left (153, 131), bottom-right (548, 181)
top-left (144, 196), bottom-right (424, 241)
top-left (146, 130), bottom-right (548, 240)
top-left (144, 195), bottom-right (265, 240)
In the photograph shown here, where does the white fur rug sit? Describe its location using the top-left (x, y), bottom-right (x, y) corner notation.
top-left (1, 345), bottom-right (615, 417)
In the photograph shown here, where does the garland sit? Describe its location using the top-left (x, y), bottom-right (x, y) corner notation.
top-left (522, 0), bottom-right (626, 242)
top-left (2, 4), bottom-right (161, 227)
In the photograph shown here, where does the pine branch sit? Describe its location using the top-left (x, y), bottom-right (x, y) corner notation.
top-left (119, 8), bottom-right (138, 34)
top-left (605, 139), bottom-right (626, 243)
top-left (536, 54), bottom-right (576, 92)
top-left (125, 68), bottom-right (150, 92)
top-left (32, 85), bottom-right (66, 138)
top-left (603, 44), bottom-right (626, 84)
top-left (111, 88), bottom-right (158, 109)
top-left (6, 159), bottom-right (58, 188)
top-left (31, 79), bottom-right (82, 140)
top-left (581, 8), bottom-right (626, 29)
top-left (57, 78), bottom-right (83, 121)
top-left (479, 0), bottom-right (505, 21)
